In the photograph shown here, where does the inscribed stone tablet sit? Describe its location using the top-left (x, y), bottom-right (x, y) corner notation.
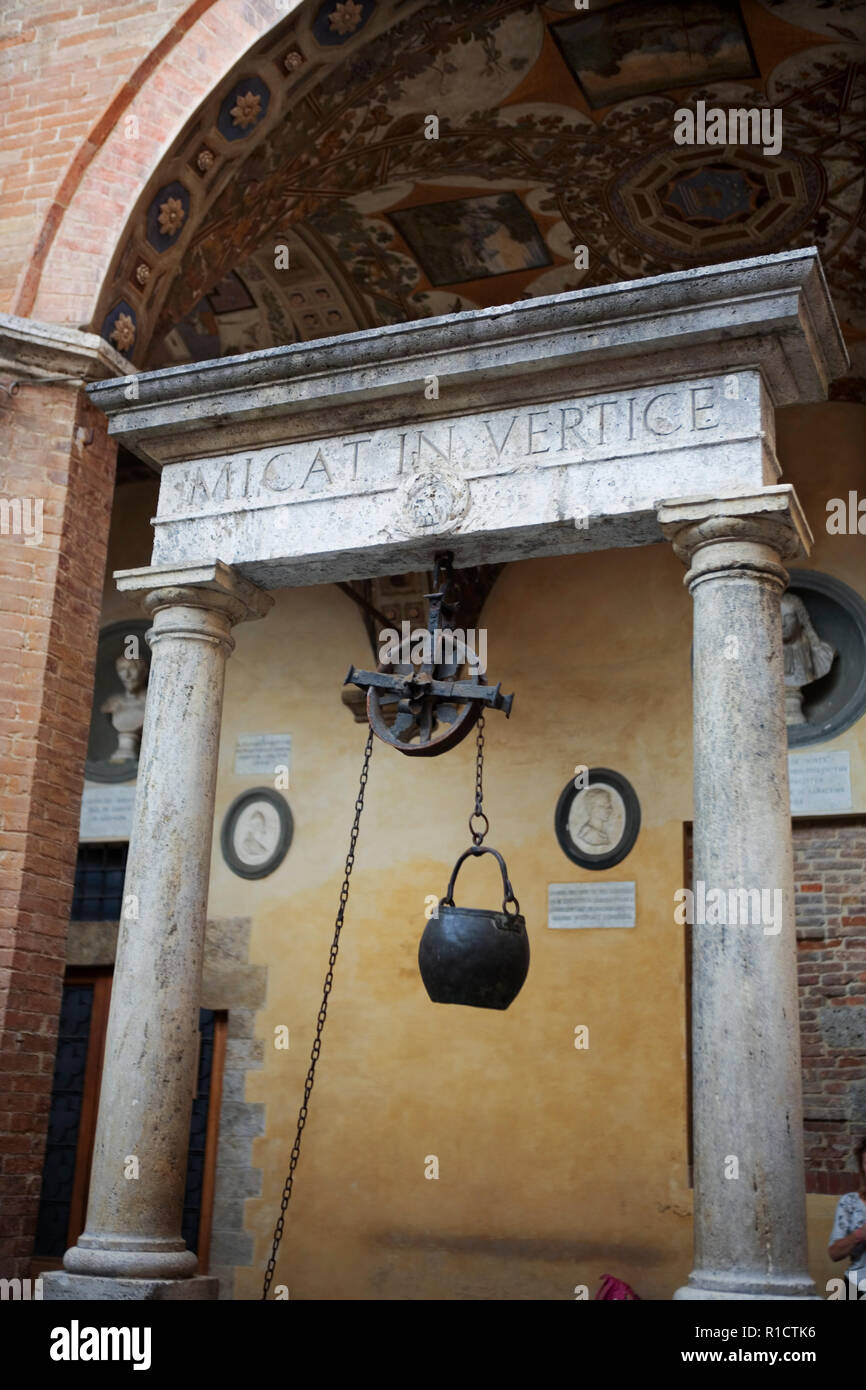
top-left (788, 750), bottom-right (851, 815)
top-left (79, 782), bottom-right (137, 841)
top-left (234, 733), bottom-right (292, 776)
top-left (548, 881), bottom-right (636, 929)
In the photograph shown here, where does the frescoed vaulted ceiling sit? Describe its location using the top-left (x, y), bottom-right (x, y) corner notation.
top-left (97, 0), bottom-right (866, 398)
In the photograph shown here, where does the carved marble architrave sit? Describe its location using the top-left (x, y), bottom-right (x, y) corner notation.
top-left (87, 251), bottom-right (847, 588)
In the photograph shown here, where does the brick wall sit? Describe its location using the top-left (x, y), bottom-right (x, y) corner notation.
top-left (0, 379), bottom-right (116, 1279)
top-left (0, 0), bottom-right (283, 1278)
top-left (0, 0), bottom-right (282, 326)
top-left (684, 819), bottom-right (866, 1196)
top-left (794, 819), bottom-right (866, 1195)
top-left (0, 0), bottom-right (195, 312)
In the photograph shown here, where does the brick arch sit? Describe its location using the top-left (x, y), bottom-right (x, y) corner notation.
top-left (19, 0), bottom-right (297, 329)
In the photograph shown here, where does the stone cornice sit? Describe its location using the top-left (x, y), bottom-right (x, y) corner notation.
top-left (0, 313), bottom-right (133, 384)
top-left (85, 250), bottom-right (848, 470)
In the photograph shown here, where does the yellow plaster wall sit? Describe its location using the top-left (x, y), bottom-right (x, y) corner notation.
top-left (100, 401), bottom-right (866, 1300)
top-left (214, 543), bottom-right (696, 1301)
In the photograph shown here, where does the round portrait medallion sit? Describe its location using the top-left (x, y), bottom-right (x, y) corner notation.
top-left (233, 800), bottom-right (283, 868)
top-left (221, 788), bottom-right (293, 880)
top-left (567, 781), bottom-right (627, 858)
top-left (555, 768), bottom-right (640, 870)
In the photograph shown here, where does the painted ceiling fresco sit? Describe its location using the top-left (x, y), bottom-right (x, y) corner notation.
top-left (98, 0), bottom-right (866, 397)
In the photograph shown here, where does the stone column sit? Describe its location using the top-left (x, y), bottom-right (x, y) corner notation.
top-left (0, 315), bottom-right (130, 1281)
top-left (44, 562), bottom-right (272, 1301)
top-left (658, 486), bottom-right (818, 1301)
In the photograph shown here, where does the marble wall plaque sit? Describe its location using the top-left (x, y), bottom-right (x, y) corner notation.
top-left (79, 782), bottom-right (137, 841)
top-left (548, 881), bottom-right (636, 929)
top-left (233, 732), bottom-right (292, 776)
top-left (788, 750), bottom-right (852, 814)
top-left (220, 787), bottom-right (293, 879)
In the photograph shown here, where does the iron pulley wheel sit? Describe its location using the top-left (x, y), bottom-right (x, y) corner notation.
top-left (365, 662), bottom-right (484, 756)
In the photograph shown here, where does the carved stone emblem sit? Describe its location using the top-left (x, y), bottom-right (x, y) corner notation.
top-left (555, 768), bottom-right (641, 871)
top-left (394, 467), bottom-right (470, 537)
top-left (220, 788), bottom-right (293, 880)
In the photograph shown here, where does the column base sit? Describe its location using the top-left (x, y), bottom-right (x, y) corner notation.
top-left (675, 1273), bottom-right (820, 1301)
top-left (64, 1234), bottom-right (198, 1280)
top-left (42, 1272), bottom-right (218, 1301)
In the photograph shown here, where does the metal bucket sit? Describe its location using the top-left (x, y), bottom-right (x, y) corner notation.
top-left (418, 845), bottom-right (529, 1010)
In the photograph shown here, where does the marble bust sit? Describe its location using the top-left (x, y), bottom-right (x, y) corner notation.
top-left (781, 593), bottom-right (835, 725)
top-left (100, 655), bottom-right (149, 764)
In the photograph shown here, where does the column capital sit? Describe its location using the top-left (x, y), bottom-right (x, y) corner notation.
top-left (114, 560), bottom-right (273, 626)
top-left (658, 485), bottom-right (812, 564)
top-left (658, 486), bottom-right (812, 591)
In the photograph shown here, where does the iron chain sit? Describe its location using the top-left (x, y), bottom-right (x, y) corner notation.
top-left (468, 712), bottom-right (488, 845)
top-left (262, 728), bottom-right (374, 1300)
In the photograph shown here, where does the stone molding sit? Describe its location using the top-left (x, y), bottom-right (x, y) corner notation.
top-left (79, 253), bottom-right (847, 589)
top-left (0, 311), bottom-right (132, 383)
top-left (658, 484), bottom-right (813, 590)
top-left (89, 251), bottom-right (847, 469)
top-left (116, 560), bottom-right (274, 628)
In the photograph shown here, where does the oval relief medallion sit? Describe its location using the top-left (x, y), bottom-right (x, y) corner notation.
top-left (394, 467), bottom-right (470, 537)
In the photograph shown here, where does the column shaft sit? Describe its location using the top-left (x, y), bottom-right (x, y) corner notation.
top-left (660, 489), bottom-right (818, 1301)
top-left (49, 563), bottom-right (271, 1295)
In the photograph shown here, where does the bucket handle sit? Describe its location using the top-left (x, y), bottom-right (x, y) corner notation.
top-left (441, 844), bottom-right (521, 917)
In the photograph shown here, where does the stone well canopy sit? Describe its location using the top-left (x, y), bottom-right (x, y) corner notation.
top-left (89, 249), bottom-right (846, 588)
top-left (57, 246), bottom-right (851, 1304)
